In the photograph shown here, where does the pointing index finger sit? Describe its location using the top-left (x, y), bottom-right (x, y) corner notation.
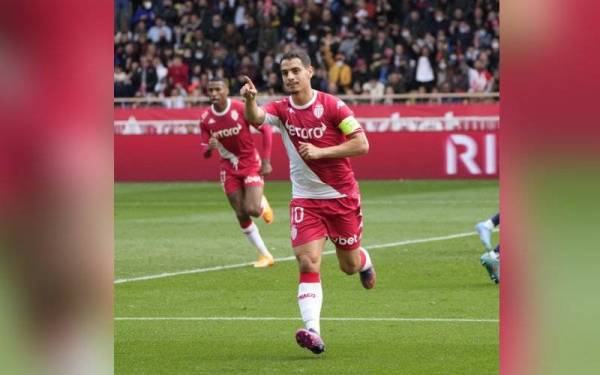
top-left (241, 75), bottom-right (255, 89)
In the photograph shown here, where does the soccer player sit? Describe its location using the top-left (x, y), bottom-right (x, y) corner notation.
top-left (476, 213), bottom-right (500, 283)
top-left (200, 77), bottom-right (275, 268)
top-left (240, 49), bottom-right (376, 354)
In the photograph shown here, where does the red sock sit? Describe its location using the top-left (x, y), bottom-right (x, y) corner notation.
top-left (239, 219), bottom-right (253, 229)
top-left (359, 249), bottom-right (366, 269)
top-left (299, 272), bottom-right (320, 283)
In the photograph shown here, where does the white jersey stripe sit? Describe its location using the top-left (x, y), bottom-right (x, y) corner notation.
top-left (280, 128), bottom-right (345, 199)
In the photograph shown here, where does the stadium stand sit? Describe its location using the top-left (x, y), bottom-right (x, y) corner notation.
top-left (114, 0), bottom-right (499, 102)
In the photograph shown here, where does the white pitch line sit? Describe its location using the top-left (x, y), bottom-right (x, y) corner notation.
top-left (115, 230), bottom-right (494, 284)
top-left (114, 316), bottom-right (498, 323)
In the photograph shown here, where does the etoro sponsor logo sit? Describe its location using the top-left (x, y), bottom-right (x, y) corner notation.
top-left (212, 124), bottom-right (242, 138)
top-left (331, 234), bottom-right (359, 246)
top-left (298, 293), bottom-right (316, 299)
top-left (284, 120), bottom-right (326, 139)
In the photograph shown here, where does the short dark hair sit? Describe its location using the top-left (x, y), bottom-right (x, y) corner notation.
top-left (209, 76), bottom-right (225, 83)
top-left (280, 49), bottom-right (311, 67)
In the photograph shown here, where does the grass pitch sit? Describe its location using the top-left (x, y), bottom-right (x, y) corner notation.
top-left (115, 180), bottom-right (499, 374)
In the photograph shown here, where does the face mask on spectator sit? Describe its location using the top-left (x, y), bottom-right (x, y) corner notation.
top-left (492, 40), bottom-right (499, 50)
top-left (195, 51), bottom-right (204, 59)
top-left (309, 35), bottom-right (318, 43)
top-left (402, 30), bottom-right (411, 39)
top-left (143, 1), bottom-right (152, 10)
top-left (342, 16), bottom-right (350, 25)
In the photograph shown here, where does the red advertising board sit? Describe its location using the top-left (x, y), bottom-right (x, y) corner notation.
top-left (114, 104), bottom-right (499, 181)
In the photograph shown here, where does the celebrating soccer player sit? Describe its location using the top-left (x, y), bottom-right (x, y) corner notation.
top-left (200, 77), bottom-right (275, 268)
top-left (241, 49), bottom-right (376, 354)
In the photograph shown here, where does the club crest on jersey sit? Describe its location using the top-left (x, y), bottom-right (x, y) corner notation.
top-left (208, 118), bottom-right (216, 124)
top-left (313, 104), bottom-right (324, 119)
top-left (231, 110), bottom-right (239, 121)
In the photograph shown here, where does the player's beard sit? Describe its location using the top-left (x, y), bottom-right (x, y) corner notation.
top-left (286, 83), bottom-right (300, 95)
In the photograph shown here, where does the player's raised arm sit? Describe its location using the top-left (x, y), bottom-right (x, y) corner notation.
top-left (240, 75), bottom-right (266, 125)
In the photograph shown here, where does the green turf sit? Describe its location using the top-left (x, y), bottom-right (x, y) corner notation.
top-left (115, 180), bottom-right (499, 374)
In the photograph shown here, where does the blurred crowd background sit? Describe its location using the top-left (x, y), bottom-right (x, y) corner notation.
top-left (114, 0), bottom-right (499, 103)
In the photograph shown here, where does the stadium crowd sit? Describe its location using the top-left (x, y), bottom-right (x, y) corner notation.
top-left (114, 0), bottom-right (499, 104)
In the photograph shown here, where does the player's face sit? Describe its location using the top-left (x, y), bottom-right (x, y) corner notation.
top-left (280, 58), bottom-right (313, 95)
top-left (208, 82), bottom-right (229, 105)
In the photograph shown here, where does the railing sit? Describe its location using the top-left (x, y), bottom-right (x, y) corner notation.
top-left (114, 92), bottom-right (499, 108)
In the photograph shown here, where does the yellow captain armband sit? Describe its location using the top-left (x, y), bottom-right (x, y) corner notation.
top-left (338, 116), bottom-right (361, 135)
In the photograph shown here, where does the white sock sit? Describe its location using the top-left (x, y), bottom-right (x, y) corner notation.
top-left (242, 222), bottom-right (271, 257)
top-left (259, 195), bottom-right (266, 215)
top-left (484, 219), bottom-right (495, 230)
top-left (298, 280), bottom-right (323, 335)
top-left (359, 248), bottom-right (373, 272)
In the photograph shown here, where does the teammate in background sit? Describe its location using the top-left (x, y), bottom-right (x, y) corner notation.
top-left (241, 49), bottom-right (375, 354)
top-left (200, 77), bottom-right (275, 268)
top-left (476, 213), bottom-right (500, 283)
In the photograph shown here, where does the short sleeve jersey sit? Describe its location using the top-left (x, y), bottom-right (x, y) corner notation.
top-left (200, 99), bottom-right (261, 173)
top-left (262, 90), bottom-right (363, 199)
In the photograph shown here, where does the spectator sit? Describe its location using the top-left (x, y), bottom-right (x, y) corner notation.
top-left (235, 55), bottom-right (259, 83)
top-left (362, 74), bottom-right (385, 102)
top-left (405, 10), bottom-right (426, 38)
top-left (265, 72), bottom-right (282, 95)
top-left (148, 17), bottom-right (172, 44)
top-left (296, 10), bottom-right (313, 42)
top-left (468, 59), bottom-right (494, 93)
top-left (114, 66), bottom-right (135, 97)
top-left (415, 47), bottom-right (435, 92)
top-left (373, 30), bottom-right (394, 56)
top-left (391, 44), bottom-right (410, 76)
top-left (204, 14), bottom-right (224, 43)
top-left (311, 67), bottom-right (330, 93)
top-left (357, 28), bottom-right (375, 64)
top-left (325, 50), bottom-right (353, 95)
top-left (132, 0), bottom-right (156, 26)
top-left (222, 23), bottom-right (243, 51)
top-left (428, 8), bottom-right (449, 36)
top-left (435, 60), bottom-right (449, 91)
top-left (168, 55), bottom-right (189, 88)
top-left (338, 31), bottom-right (358, 57)
top-left (131, 56), bottom-right (158, 95)
top-left (158, 0), bottom-right (178, 26)
top-left (164, 85), bottom-right (187, 108)
top-left (387, 72), bottom-right (407, 94)
top-left (352, 58), bottom-right (370, 94)
top-left (258, 54), bottom-right (278, 89)
top-left (448, 60), bottom-right (470, 92)
top-left (257, 17), bottom-right (279, 57)
top-left (241, 15), bottom-right (260, 54)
